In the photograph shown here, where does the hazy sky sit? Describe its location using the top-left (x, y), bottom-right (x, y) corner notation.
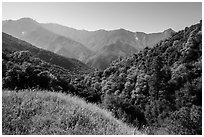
top-left (2, 2), bottom-right (202, 33)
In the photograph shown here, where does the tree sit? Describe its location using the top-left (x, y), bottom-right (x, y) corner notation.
top-left (148, 56), bottom-right (163, 100)
top-left (37, 71), bottom-right (51, 89)
top-left (164, 106), bottom-right (201, 135)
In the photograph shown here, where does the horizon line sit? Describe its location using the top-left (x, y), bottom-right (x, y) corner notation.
top-left (3, 17), bottom-right (201, 34)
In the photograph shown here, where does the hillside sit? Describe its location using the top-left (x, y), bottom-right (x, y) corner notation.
top-left (2, 32), bottom-right (91, 73)
top-left (76, 21), bottom-right (202, 134)
top-left (2, 32), bottom-right (102, 104)
top-left (134, 28), bottom-right (175, 48)
top-left (2, 18), bottom-right (91, 61)
top-left (86, 41), bottom-right (138, 70)
top-left (2, 90), bottom-right (141, 135)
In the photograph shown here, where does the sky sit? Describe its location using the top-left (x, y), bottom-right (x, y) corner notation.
top-left (2, 2), bottom-right (202, 33)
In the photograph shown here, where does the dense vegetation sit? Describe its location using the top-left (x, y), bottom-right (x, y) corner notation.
top-left (2, 90), bottom-right (139, 135)
top-left (2, 21), bottom-right (202, 134)
top-left (2, 49), bottom-right (101, 104)
top-left (91, 21), bottom-right (202, 134)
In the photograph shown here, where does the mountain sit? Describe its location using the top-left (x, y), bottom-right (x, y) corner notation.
top-left (2, 18), bottom-right (201, 135)
top-left (41, 23), bottom-right (174, 70)
top-left (86, 41), bottom-right (138, 70)
top-left (2, 32), bottom-right (92, 73)
top-left (41, 23), bottom-right (175, 52)
top-left (134, 28), bottom-right (175, 48)
top-left (85, 21), bottom-right (201, 134)
top-left (3, 18), bottom-right (174, 70)
top-left (2, 18), bottom-right (91, 61)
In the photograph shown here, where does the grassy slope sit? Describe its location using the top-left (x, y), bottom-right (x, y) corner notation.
top-left (2, 90), bottom-right (141, 135)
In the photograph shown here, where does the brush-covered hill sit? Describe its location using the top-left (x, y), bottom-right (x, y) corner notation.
top-left (2, 90), bottom-right (141, 135)
top-left (2, 32), bottom-right (102, 103)
top-left (81, 21), bottom-right (202, 134)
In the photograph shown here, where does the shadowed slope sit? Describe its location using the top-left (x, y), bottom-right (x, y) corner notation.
top-left (2, 32), bottom-right (92, 73)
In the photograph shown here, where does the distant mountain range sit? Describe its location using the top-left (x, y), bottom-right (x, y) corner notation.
top-left (3, 18), bottom-right (175, 70)
top-left (42, 23), bottom-right (174, 51)
top-left (2, 18), bottom-right (91, 61)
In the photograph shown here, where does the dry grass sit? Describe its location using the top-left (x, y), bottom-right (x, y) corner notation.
top-left (2, 90), bottom-right (141, 135)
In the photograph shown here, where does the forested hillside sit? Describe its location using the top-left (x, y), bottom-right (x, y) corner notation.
top-left (2, 21), bottom-right (202, 135)
top-left (77, 21), bottom-right (202, 134)
top-left (2, 32), bottom-right (101, 103)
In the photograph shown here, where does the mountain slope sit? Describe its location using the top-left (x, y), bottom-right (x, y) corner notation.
top-left (86, 41), bottom-right (138, 70)
top-left (2, 32), bottom-right (91, 73)
top-left (41, 22), bottom-right (174, 70)
top-left (2, 18), bottom-right (91, 61)
top-left (84, 21), bottom-right (202, 134)
top-left (3, 90), bottom-right (141, 135)
top-left (134, 28), bottom-right (175, 48)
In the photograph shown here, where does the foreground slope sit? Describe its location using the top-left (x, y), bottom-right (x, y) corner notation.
top-left (2, 90), bottom-right (141, 135)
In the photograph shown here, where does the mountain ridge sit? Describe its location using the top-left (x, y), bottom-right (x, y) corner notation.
top-left (41, 21), bottom-right (174, 51)
top-left (2, 18), bottom-right (92, 61)
top-left (3, 17), bottom-right (175, 70)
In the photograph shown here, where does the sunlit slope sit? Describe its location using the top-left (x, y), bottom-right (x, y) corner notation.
top-left (2, 90), bottom-right (141, 135)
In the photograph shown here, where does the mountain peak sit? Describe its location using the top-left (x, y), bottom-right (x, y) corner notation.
top-left (19, 17), bottom-right (31, 19)
top-left (163, 28), bottom-right (175, 33)
top-left (116, 28), bottom-right (132, 33)
top-left (17, 17), bottom-right (38, 24)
